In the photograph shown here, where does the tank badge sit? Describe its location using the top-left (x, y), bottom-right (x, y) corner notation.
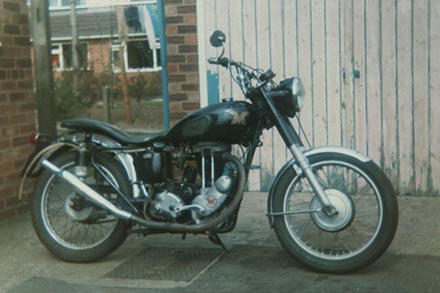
top-left (227, 109), bottom-right (249, 125)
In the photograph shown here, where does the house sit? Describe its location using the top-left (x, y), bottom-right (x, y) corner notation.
top-left (48, 0), bottom-right (161, 76)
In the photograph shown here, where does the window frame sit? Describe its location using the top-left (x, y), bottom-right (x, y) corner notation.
top-left (51, 42), bottom-right (89, 71)
top-left (48, 0), bottom-right (158, 11)
top-left (49, 0), bottom-right (87, 10)
top-left (51, 45), bottom-right (63, 70)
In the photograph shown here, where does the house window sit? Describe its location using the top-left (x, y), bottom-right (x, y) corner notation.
top-left (51, 43), bottom-right (88, 71)
top-left (111, 39), bottom-right (161, 72)
top-left (49, 0), bottom-right (86, 8)
top-left (62, 44), bottom-right (88, 69)
top-left (111, 44), bottom-right (121, 72)
top-left (127, 40), bottom-right (154, 69)
top-left (52, 45), bottom-right (62, 70)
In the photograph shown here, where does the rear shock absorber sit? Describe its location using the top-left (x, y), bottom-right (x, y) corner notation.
top-left (74, 133), bottom-right (92, 179)
top-left (74, 143), bottom-right (90, 179)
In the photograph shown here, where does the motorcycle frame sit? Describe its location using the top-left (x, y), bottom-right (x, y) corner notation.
top-left (21, 91), bottom-right (337, 219)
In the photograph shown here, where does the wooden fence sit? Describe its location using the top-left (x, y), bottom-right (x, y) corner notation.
top-left (197, 0), bottom-right (440, 196)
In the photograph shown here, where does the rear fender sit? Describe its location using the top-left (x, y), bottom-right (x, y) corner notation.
top-left (19, 141), bottom-right (79, 199)
top-left (19, 133), bottom-right (140, 199)
top-left (266, 146), bottom-right (371, 227)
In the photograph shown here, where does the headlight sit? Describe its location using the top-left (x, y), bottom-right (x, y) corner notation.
top-left (292, 78), bottom-right (305, 112)
top-left (272, 77), bottom-right (305, 117)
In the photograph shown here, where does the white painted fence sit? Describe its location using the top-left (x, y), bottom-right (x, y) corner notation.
top-left (197, 0), bottom-right (440, 195)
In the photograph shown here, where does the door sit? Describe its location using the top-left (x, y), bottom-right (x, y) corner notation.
top-left (197, 0), bottom-right (440, 195)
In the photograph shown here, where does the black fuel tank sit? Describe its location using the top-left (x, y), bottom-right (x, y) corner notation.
top-left (165, 101), bottom-right (257, 144)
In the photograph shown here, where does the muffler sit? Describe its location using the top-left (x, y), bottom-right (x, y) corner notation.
top-left (42, 160), bottom-right (134, 221)
top-left (41, 153), bottom-right (245, 234)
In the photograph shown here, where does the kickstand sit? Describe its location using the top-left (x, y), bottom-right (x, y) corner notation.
top-left (208, 232), bottom-right (229, 252)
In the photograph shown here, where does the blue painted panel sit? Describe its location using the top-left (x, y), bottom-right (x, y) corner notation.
top-left (207, 69), bottom-right (220, 105)
top-left (157, 0), bottom-right (169, 130)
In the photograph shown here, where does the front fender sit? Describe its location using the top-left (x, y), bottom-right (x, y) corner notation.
top-left (266, 146), bottom-right (371, 227)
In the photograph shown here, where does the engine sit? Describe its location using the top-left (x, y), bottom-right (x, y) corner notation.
top-left (139, 143), bottom-right (237, 223)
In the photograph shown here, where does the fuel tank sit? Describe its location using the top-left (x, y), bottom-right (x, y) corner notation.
top-left (165, 100), bottom-right (257, 144)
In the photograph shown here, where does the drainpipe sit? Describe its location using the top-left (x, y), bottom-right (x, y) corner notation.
top-left (157, 0), bottom-right (170, 130)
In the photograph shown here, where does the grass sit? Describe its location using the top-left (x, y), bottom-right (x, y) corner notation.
top-left (113, 99), bottom-right (163, 107)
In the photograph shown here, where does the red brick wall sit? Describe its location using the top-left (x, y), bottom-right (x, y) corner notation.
top-left (0, 0), bottom-right (36, 217)
top-left (164, 0), bottom-right (200, 126)
top-left (0, 0), bottom-right (200, 216)
top-left (86, 40), bottom-right (111, 74)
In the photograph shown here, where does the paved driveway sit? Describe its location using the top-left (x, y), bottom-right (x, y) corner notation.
top-left (1, 193), bottom-right (439, 292)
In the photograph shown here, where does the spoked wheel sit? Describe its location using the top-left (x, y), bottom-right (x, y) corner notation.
top-left (31, 152), bottom-right (131, 262)
top-left (273, 153), bottom-right (398, 273)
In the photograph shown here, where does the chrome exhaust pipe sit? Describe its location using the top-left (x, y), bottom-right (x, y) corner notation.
top-left (41, 152), bottom-right (246, 233)
top-left (41, 160), bottom-right (134, 221)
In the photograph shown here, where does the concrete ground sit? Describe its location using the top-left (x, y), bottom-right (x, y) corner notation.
top-left (1, 193), bottom-right (440, 293)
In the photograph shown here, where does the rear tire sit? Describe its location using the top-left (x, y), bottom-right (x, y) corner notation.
top-left (31, 152), bottom-right (131, 262)
top-left (273, 153), bottom-right (398, 273)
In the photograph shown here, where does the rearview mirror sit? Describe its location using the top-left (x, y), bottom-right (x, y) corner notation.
top-left (210, 30), bottom-right (226, 47)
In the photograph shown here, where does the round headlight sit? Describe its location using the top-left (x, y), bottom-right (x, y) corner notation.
top-left (292, 78), bottom-right (305, 112)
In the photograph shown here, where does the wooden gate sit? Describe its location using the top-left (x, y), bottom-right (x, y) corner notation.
top-left (197, 0), bottom-right (440, 196)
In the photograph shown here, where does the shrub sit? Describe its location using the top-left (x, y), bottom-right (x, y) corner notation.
top-left (54, 70), bottom-right (162, 120)
top-left (54, 71), bottom-right (99, 120)
top-left (129, 72), bottom-right (162, 103)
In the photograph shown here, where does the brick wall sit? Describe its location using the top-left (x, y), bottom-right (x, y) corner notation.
top-left (0, 0), bottom-right (36, 217)
top-left (0, 0), bottom-right (200, 216)
top-left (164, 0), bottom-right (200, 126)
top-left (86, 40), bottom-right (110, 74)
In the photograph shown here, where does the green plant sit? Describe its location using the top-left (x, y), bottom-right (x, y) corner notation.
top-left (128, 72), bottom-right (162, 103)
top-left (54, 71), bottom-right (99, 120)
top-left (53, 70), bottom-right (163, 120)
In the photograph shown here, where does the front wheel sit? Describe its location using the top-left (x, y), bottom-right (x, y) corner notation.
top-left (272, 153), bottom-right (398, 273)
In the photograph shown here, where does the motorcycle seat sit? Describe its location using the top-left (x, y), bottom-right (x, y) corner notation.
top-left (61, 119), bottom-right (165, 146)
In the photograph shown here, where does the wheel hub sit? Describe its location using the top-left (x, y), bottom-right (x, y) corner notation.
top-left (310, 189), bottom-right (354, 232)
top-left (64, 194), bottom-right (94, 221)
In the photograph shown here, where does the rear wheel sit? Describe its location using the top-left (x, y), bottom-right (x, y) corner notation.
top-left (31, 152), bottom-right (131, 262)
top-left (273, 153), bottom-right (398, 273)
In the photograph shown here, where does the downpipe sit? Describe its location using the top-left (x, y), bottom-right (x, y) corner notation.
top-left (41, 153), bottom-right (246, 234)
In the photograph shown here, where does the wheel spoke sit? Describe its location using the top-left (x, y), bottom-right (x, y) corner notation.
top-left (41, 161), bottom-right (121, 250)
top-left (281, 159), bottom-right (384, 261)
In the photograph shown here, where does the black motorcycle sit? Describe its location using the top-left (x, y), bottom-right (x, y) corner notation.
top-left (21, 30), bottom-right (398, 273)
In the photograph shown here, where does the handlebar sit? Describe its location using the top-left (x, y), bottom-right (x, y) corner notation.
top-left (208, 56), bottom-right (276, 95)
top-left (208, 57), bottom-right (233, 68)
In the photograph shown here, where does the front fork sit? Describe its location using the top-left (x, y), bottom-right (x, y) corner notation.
top-left (288, 144), bottom-right (337, 216)
top-left (262, 91), bottom-right (337, 216)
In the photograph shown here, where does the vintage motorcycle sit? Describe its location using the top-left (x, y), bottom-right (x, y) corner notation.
top-left (21, 30), bottom-right (398, 273)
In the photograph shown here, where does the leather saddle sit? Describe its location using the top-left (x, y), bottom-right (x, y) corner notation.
top-left (61, 119), bottom-right (165, 146)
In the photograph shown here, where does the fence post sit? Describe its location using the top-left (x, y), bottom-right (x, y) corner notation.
top-left (30, 0), bottom-right (57, 137)
top-left (103, 86), bottom-right (111, 123)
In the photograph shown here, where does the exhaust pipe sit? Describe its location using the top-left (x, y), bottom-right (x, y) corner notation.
top-left (42, 160), bottom-right (134, 221)
top-left (41, 153), bottom-right (246, 234)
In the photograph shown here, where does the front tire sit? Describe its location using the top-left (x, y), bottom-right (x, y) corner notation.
top-left (31, 152), bottom-right (131, 262)
top-left (272, 153), bottom-right (398, 273)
